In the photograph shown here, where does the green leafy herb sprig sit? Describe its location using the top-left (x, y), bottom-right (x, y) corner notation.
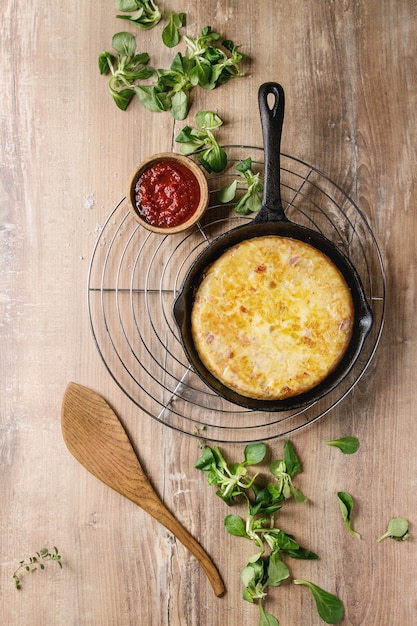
top-left (116, 0), bottom-right (185, 47)
top-left (98, 32), bottom-right (156, 111)
top-left (195, 441), bottom-right (345, 626)
top-left (182, 27), bottom-right (245, 89)
top-left (218, 157), bottom-right (264, 214)
top-left (176, 111), bottom-right (227, 172)
top-left (140, 26), bottom-right (245, 120)
top-left (13, 547), bottom-right (62, 589)
top-left (115, 0), bottom-right (162, 30)
top-left (99, 22), bottom-right (246, 119)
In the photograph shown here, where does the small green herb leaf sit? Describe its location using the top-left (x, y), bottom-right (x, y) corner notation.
top-left (112, 31), bottom-right (137, 57)
top-left (269, 447), bottom-right (307, 504)
top-left (283, 441), bottom-right (302, 477)
top-left (292, 485), bottom-right (308, 504)
top-left (197, 143), bottom-right (227, 173)
top-left (259, 602), bottom-right (280, 626)
top-left (135, 85), bottom-right (167, 112)
top-left (283, 545), bottom-right (319, 560)
top-left (194, 445), bottom-right (215, 470)
top-left (337, 491), bottom-right (361, 539)
top-left (162, 12), bottom-right (185, 48)
top-left (116, 0), bottom-right (162, 30)
top-left (98, 51), bottom-right (115, 75)
top-left (241, 560), bottom-right (267, 603)
top-left (377, 517), bottom-right (409, 542)
top-left (115, 0), bottom-right (139, 11)
top-left (195, 110), bottom-right (223, 130)
top-left (241, 560), bottom-right (262, 588)
top-left (176, 112), bottom-right (227, 172)
top-left (293, 580), bottom-right (344, 624)
top-left (244, 442), bottom-right (267, 466)
top-left (111, 87), bottom-right (135, 111)
top-left (265, 551), bottom-right (290, 587)
top-left (218, 179), bottom-right (238, 203)
top-left (170, 89), bottom-right (188, 120)
top-left (325, 436), bottom-right (360, 454)
top-left (234, 188), bottom-right (262, 214)
top-left (224, 514), bottom-right (248, 537)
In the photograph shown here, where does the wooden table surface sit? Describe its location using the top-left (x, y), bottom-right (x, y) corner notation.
top-left (2, 1), bottom-right (416, 624)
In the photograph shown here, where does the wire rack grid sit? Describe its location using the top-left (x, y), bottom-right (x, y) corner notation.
top-left (87, 146), bottom-right (386, 443)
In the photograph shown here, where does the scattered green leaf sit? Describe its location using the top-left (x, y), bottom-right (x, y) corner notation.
top-left (293, 580), bottom-right (344, 624)
top-left (283, 440), bottom-right (302, 477)
top-left (176, 111), bottom-right (227, 172)
top-left (134, 84), bottom-right (166, 112)
top-left (265, 551), bottom-right (290, 587)
top-left (241, 560), bottom-right (267, 603)
top-left (259, 602), bottom-right (280, 626)
top-left (377, 517), bottom-right (409, 542)
top-left (337, 491), bottom-right (361, 539)
top-left (13, 547), bottom-right (62, 589)
top-left (183, 26), bottom-right (245, 90)
top-left (162, 12), bottom-right (185, 47)
top-left (269, 441), bottom-right (307, 504)
top-left (98, 32), bottom-right (155, 110)
top-left (244, 442), bottom-right (267, 465)
top-left (219, 157), bottom-right (264, 214)
top-left (325, 436), bottom-right (360, 454)
top-left (99, 23), bottom-right (246, 118)
top-left (225, 514), bottom-right (248, 538)
top-left (196, 441), bottom-right (313, 626)
top-left (115, 0), bottom-right (162, 30)
top-left (274, 530), bottom-right (318, 560)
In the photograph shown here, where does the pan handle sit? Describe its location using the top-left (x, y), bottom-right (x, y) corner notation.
top-left (257, 83), bottom-right (287, 222)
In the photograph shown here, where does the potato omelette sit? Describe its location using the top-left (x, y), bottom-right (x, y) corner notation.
top-left (191, 236), bottom-right (354, 400)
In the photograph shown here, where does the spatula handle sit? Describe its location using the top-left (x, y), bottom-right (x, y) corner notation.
top-left (129, 488), bottom-right (225, 597)
top-left (102, 439), bottom-right (225, 597)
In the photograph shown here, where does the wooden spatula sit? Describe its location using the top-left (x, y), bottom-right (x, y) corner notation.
top-left (61, 382), bottom-right (225, 597)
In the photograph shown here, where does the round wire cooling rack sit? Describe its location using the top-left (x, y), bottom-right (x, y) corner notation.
top-left (87, 146), bottom-right (386, 443)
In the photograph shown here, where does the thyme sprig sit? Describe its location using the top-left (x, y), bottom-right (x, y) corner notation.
top-left (13, 547), bottom-right (62, 589)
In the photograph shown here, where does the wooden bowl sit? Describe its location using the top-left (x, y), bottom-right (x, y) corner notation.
top-left (127, 152), bottom-right (209, 234)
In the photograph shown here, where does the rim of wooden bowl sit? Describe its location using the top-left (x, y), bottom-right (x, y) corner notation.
top-left (127, 152), bottom-right (209, 234)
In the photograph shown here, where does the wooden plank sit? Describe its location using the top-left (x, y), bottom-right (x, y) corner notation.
top-left (1, 1), bottom-right (416, 624)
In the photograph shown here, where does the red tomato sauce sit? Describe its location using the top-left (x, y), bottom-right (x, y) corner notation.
top-left (135, 159), bottom-right (201, 228)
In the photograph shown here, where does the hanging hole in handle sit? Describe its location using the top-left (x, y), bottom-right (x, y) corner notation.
top-left (267, 92), bottom-right (277, 111)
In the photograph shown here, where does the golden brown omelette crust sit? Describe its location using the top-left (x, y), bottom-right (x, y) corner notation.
top-left (191, 236), bottom-right (354, 400)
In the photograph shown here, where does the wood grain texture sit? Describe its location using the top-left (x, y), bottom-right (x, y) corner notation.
top-left (1, 1), bottom-right (417, 624)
